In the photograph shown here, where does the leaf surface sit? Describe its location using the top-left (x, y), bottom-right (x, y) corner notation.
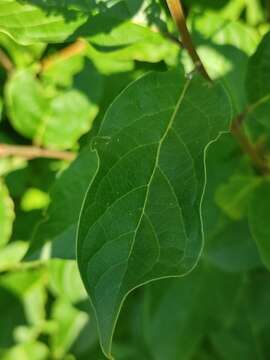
top-left (77, 67), bottom-right (232, 357)
top-left (249, 181), bottom-right (270, 270)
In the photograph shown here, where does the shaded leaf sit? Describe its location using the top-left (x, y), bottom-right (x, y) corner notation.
top-left (26, 146), bottom-right (99, 260)
top-left (246, 31), bottom-right (270, 103)
top-left (249, 181), bottom-right (270, 270)
top-left (215, 175), bottom-right (261, 220)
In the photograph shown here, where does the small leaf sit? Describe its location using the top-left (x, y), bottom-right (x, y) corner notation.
top-left (77, 67), bottom-right (232, 357)
top-left (0, 0), bottom-right (87, 45)
top-left (48, 259), bottom-right (87, 303)
top-left (0, 179), bottom-right (15, 248)
top-left (215, 175), bottom-right (261, 220)
top-left (50, 299), bottom-right (88, 360)
top-left (5, 69), bottom-right (98, 150)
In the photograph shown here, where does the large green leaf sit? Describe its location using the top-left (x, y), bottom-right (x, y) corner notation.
top-left (77, 67), bottom-right (232, 358)
top-left (25, 146), bottom-right (99, 260)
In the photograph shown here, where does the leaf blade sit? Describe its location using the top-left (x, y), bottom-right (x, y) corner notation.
top-left (77, 68), bottom-right (232, 357)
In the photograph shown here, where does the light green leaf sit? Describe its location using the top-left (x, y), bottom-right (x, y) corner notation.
top-left (48, 259), bottom-right (87, 303)
top-left (0, 179), bottom-right (15, 248)
top-left (0, 33), bottom-right (45, 68)
top-left (50, 299), bottom-right (88, 360)
top-left (0, 341), bottom-right (49, 360)
top-left (0, 0), bottom-right (87, 45)
top-left (0, 241), bottom-right (28, 272)
top-left (215, 175), bottom-right (261, 220)
top-left (88, 22), bottom-right (179, 65)
top-left (0, 0), bottom-right (143, 45)
top-left (249, 181), bottom-right (270, 270)
top-left (25, 146), bottom-right (99, 260)
top-left (77, 67), bottom-right (232, 358)
top-left (5, 69), bottom-right (98, 150)
top-left (187, 12), bottom-right (260, 112)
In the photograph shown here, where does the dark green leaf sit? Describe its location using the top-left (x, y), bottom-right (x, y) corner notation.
top-left (77, 67), bottom-right (232, 357)
top-left (249, 181), bottom-right (270, 270)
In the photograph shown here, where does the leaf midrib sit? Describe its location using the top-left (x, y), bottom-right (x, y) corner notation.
top-left (123, 78), bottom-right (191, 269)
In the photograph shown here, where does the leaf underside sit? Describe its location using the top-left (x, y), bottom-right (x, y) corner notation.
top-left (77, 67), bottom-right (232, 358)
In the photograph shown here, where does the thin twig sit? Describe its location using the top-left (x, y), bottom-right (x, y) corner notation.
top-left (231, 113), bottom-right (269, 175)
top-left (0, 49), bottom-right (13, 72)
top-left (165, 0), bottom-right (212, 81)
top-left (40, 38), bottom-right (87, 72)
top-left (0, 144), bottom-right (76, 161)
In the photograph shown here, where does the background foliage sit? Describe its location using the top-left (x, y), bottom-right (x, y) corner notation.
top-left (0, 0), bottom-right (270, 359)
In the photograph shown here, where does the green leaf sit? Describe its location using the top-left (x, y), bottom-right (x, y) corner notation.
top-left (0, 0), bottom-right (87, 45)
top-left (5, 69), bottom-right (98, 149)
top-left (0, 341), bottom-right (49, 360)
top-left (0, 286), bottom-right (26, 348)
top-left (246, 31), bottom-right (270, 104)
top-left (88, 22), bottom-right (179, 65)
top-left (25, 146), bottom-right (99, 260)
top-left (0, 33), bottom-right (45, 68)
top-left (0, 179), bottom-right (15, 248)
top-left (205, 219), bottom-right (261, 272)
top-left (77, 67), bottom-right (232, 358)
top-left (202, 133), bottom-right (261, 272)
top-left (187, 12), bottom-right (260, 112)
top-left (50, 299), bottom-right (88, 359)
top-left (143, 264), bottom-right (244, 360)
top-left (0, 0), bottom-right (143, 45)
top-left (249, 181), bottom-right (270, 270)
top-left (48, 259), bottom-right (87, 303)
top-left (215, 175), bottom-right (261, 220)
top-left (0, 241), bottom-right (28, 272)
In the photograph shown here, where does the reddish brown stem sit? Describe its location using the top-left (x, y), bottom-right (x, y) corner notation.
top-left (40, 39), bottom-right (87, 72)
top-left (0, 49), bottom-right (13, 72)
top-left (165, 0), bottom-right (212, 81)
top-left (0, 144), bottom-right (75, 161)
